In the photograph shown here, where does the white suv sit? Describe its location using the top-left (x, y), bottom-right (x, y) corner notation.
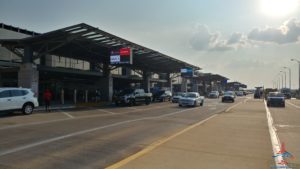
top-left (0, 88), bottom-right (39, 115)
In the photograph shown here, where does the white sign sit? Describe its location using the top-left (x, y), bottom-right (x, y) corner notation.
top-left (110, 55), bottom-right (120, 64)
top-left (181, 68), bottom-right (188, 73)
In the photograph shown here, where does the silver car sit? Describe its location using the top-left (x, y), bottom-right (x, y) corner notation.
top-left (179, 92), bottom-right (204, 107)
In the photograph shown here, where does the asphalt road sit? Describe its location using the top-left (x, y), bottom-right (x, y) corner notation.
top-left (269, 99), bottom-right (300, 168)
top-left (0, 97), bottom-right (247, 169)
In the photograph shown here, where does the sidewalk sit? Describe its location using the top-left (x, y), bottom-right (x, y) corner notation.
top-left (110, 99), bottom-right (275, 169)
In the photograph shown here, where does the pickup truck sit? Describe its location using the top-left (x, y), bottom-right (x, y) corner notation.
top-left (114, 89), bottom-right (152, 106)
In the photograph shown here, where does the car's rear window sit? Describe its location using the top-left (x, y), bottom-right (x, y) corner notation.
top-left (269, 93), bottom-right (284, 97)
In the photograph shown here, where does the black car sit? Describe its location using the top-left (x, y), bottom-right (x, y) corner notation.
top-left (267, 92), bottom-right (285, 107)
top-left (222, 91), bottom-right (235, 103)
top-left (152, 90), bottom-right (172, 102)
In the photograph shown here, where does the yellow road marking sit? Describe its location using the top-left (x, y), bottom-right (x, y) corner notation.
top-left (105, 114), bottom-right (218, 169)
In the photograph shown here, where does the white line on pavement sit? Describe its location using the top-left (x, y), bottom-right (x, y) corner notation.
top-left (264, 100), bottom-right (285, 168)
top-left (0, 104), bottom-right (173, 131)
top-left (96, 109), bottom-right (116, 114)
top-left (0, 107), bottom-right (199, 157)
top-left (286, 101), bottom-right (300, 109)
top-left (225, 101), bottom-right (243, 112)
top-left (59, 110), bottom-right (74, 119)
top-left (106, 114), bottom-right (218, 169)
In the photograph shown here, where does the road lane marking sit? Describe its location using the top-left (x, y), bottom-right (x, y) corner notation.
top-left (59, 110), bottom-right (74, 119)
top-left (286, 101), bottom-right (300, 109)
top-left (225, 102), bottom-right (242, 112)
top-left (0, 104), bottom-right (175, 130)
top-left (276, 124), bottom-right (300, 128)
top-left (264, 100), bottom-right (285, 169)
top-left (0, 107), bottom-right (200, 157)
top-left (96, 109), bottom-right (116, 114)
top-left (224, 98), bottom-right (250, 112)
top-left (105, 114), bottom-right (218, 169)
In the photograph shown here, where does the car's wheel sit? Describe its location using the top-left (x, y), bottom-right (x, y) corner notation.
top-left (145, 98), bottom-right (150, 105)
top-left (179, 104), bottom-right (182, 107)
top-left (232, 100), bottom-right (235, 103)
top-left (22, 103), bottom-right (34, 115)
top-left (200, 101), bottom-right (204, 106)
top-left (128, 99), bottom-right (134, 106)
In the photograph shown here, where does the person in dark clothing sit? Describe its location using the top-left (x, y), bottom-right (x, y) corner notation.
top-left (43, 89), bottom-right (52, 112)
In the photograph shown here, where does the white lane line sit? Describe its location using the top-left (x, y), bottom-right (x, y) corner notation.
top-left (286, 101), bottom-right (300, 109)
top-left (225, 102), bottom-right (243, 112)
top-left (276, 124), bottom-right (300, 128)
top-left (126, 107), bottom-right (138, 110)
top-left (0, 105), bottom-right (174, 130)
top-left (264, 100), bottom-right (285, 168)
top-left (106, 114), bottom-right (218, 169)
top-left (96, 109), bottom-right (116, 114)
top-left (59, 110), bottom-right (74, 119)
top-left (0, 107), bottom-right (199, 157)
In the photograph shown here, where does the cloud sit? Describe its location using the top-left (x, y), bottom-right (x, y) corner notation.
top-left (248, 18), bottom-right (300, 44)
top-left (190, 18), bottom-right (300, 52)
top-left (189, 25), bottom-right (211, 50)
top-left (189, 25), bottom-right (248, 51)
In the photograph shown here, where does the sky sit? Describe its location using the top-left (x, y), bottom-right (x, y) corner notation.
top-left (1, 0), bottom-right (300, 89)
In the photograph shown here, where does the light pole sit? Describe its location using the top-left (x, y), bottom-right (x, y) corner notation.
top-left (291, 58), bottom-right (300, 95)
top-left (279, 72), bottom-right (284, 90)
top-left (280, 70), bottom-right (287, 88)
top-left (283, 66), bottom-right (291, 90)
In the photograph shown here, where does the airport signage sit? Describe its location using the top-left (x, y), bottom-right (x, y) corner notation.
top-left (181, 67), bottom-right (193, 77)
top-left (110, 48), bottom-right (133, 64)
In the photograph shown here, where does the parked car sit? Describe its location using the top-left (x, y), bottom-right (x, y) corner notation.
top-left (152, 90), bottom-right (172, 102)
top-left (0, 88), bottom-right (39, 115)
top-left (114, 89), bottom-right (152, 106)
top-left (236, 91), bottom-right (244, 96)
top-left (171, 92), bottom-right (186, 103)
top-left (208, 91), bottom-right (219, 98)
top-left (267, 92), bottom-right (285, 107)
top-left (178, 92), bottom-right (204, 107)
top-left (222, 91), bottom-right (235, 103)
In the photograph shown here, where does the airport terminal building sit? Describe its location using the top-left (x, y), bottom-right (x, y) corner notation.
top-left (0, 23), bottom-right (201, 104)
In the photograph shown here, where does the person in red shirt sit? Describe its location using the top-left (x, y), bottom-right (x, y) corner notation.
top-left (43, 89), bottom-right (52, 112)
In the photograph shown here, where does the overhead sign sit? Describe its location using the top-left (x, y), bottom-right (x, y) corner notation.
top-left (181, 67), bottom-right (193, 77)
top-left (110, 48), bottom-right (133, 64)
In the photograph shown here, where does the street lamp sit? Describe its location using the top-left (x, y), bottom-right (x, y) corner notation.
top-left (280, 70), bottom-right (287, 88)
top-left (291, 58), bottom-right (300, 95)
top-left (283, 66), bottom-right (291, 90)
top-left (278, 71), bottom-right (283, 89)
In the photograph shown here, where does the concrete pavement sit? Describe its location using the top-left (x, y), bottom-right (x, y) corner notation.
top-left (109, 99), bottom-right (275, 169)
top-left (269, 99), bottom-right (300, 168)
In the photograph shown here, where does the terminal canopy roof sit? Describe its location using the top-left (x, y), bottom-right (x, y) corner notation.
top-left (0, 23), bottom-right (200, 73)
top-left (196, 73), bottom-right (229, 82)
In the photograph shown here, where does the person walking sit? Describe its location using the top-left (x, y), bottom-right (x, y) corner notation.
top-left (43, 89), bottom-right (52, 112)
